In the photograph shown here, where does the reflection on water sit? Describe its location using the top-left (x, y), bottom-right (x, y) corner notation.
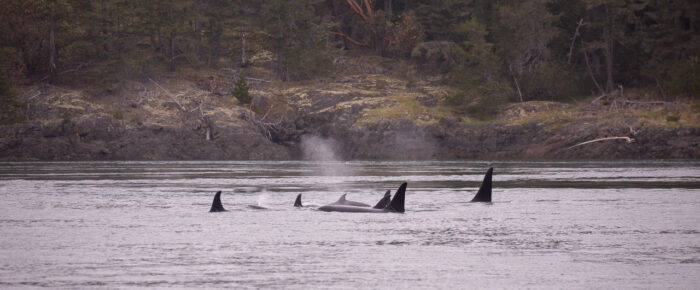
top-left (0, 160), bottom-right (699, 288)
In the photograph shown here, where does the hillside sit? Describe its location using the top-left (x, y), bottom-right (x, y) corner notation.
top-left (1, 55), bottom-right (698, 160)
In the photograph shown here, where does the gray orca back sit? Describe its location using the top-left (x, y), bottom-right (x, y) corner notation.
top-left (334, 194), bottom-right (371, 207)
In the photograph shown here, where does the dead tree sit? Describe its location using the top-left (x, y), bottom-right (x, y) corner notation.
top-left (150, 78), bottom-right (215, 141)
top-left (243, 104), bottom-right (284, 141)
top-left (240, 31), bottom-right (248, 67)
top-left (149, 78), bottom-right (187, 111)
top-left (567, 19), bottom-right (584, 64)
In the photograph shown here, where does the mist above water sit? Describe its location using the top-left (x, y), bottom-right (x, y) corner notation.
top-left (392, 128), bottom-right (436, 160)
top-left (256, 189), bottom-right (271, 207)
top-left (301, 135), bottom-right (341, 162)
top-left (300, 135), bottom-right (354, 177)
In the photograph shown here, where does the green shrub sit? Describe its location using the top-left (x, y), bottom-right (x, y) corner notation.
top-left (662, 59), bottom-right (699, 96)
top-left (666, 115), bottom-right (680, 122)
top-left (387, 11), bottom-right (425, 59)
top-left (232, 74), bottom-right (252, 105)
top-left (0, 72), bottom-right (26, 125)
top-left (62, 113), bottom-right (72, 124)
top-left (692, 100), bottom-right (700, 113)
top-left (444, 91), bottom-right (468, 106)
top-left (411, 41), bottom-right (465, 71)
top-left (0, 72), bottom-right (11, 99)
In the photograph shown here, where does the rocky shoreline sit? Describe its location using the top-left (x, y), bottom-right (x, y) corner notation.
top-left (2, 115), bottom-right (698, 161)
top-left (1, 75), bottom-right (698, 161)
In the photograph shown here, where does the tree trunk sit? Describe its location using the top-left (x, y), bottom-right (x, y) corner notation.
top-left (168, 5), bottom-right (176, 72)
top-left (567, 18), bottom-right (584, 64)
top-left (115, 2), bottom-right (120, 58)
top-left (582, 47), bottom-right (605, 96)
top-left (49, 28), bottom-right (57, 84)
top-left (373, 33), bottom-right (385, 56)
top-left (276, 49), bottom-right (286, 81)
top-left (384, 0), bottom-right (392, 17)
top-left (604, 5), bottom-right (614, 93)
top-left (101, 0), bottom-right (107, 35)
top-left (194, 19), bottom-right (201, 67)
top-left (208, 19), bottom-right (220, 68)
top-left (241, 31), bottom-right (247, 67)
top-left (509, 65), bottom-right (524, 102)
top-left (155, 0), bottom-right (162, 52)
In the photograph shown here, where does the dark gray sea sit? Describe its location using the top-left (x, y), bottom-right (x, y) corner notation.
top-left (0, 161), bottom-right (699, 289)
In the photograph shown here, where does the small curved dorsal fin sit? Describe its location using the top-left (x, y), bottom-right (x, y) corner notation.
top-left (337, 194), bottom-right (347, 202)
top-left (373, 190), bottom-right (392, 209)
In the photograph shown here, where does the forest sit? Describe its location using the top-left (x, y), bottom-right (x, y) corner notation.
top-left (1, 0), bottom-right (698, 115)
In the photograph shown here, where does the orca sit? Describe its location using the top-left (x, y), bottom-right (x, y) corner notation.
top-left (247, 205), bottom-right (268, 210)
top-left (294, 191), bottom-right (390, 208)
top-left (294, 194), bottom-right (303, 207)
top-left (318, 183), bottom-right (406, 213)
top-left (470, 167), bottom-right (493, 202)
top-left (209, 191), bottom-right (269, 211)
top-left (210, 191), bottom-right (227, 212)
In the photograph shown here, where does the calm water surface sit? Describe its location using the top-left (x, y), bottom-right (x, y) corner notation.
top-left (0, 161), bottom-right (699, 289)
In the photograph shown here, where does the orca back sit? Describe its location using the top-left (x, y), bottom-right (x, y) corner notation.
top-left (210, 191), bottom-right (227, 212)
top-left (470, 167), bottom-right (493, 202)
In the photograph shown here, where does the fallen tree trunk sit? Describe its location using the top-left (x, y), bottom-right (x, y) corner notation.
top-left (567, 136), bottom-right (635, 150)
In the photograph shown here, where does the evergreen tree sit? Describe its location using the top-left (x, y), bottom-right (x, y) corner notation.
top-left (232, 74), bottom-right (251, 105)
top-left (259, 0), bottom-right (332, 81)
top-left (635, 0), bottom-right (700, 97)
top-left (0, 0), bottom-right (696, 101)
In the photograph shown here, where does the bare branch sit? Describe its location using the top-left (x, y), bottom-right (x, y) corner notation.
top-left (509, 65), bottom-right (524, 102)
top-left (623, 100), bottom-right (671, 105)
top-left (247, 77), bottom-right (271, 83)
top-left (220, 68), bottom-right (238, 73)
top-left (25, 91), bottom-right (42, 121)
top-left (243, 105), bottom-right (285, 141)
top-left (654, 75), bottom-right (668, 101)
top-left (26, 91), bottom-right (42, 100)
top-left (590, 94), bottom-right (607, 105)
top-left (620, 120), bottom-right (640, 136)
top-left (331, 31), bottom-right (370, 47)
top-left (148, 78), bottom-right (187, 111)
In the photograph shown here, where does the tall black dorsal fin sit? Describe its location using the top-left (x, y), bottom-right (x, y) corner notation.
top-left (470, 167), bottom-right (493, 202)
top-left (210, 191), bottom-right (227, 212)
top-left (294, 193), bottom-right (303, 207)
top-left (373, 190), bottom-right (391, 209)
top-left (387, 183), bottom-right (406, 213)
